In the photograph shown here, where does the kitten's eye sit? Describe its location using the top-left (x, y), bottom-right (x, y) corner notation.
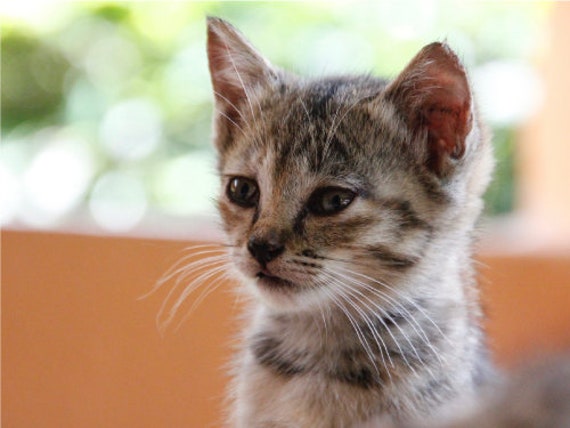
top-left (308, 187), bottom-right (356, 216)
top-left (227, 177), bottom-right (259, 207)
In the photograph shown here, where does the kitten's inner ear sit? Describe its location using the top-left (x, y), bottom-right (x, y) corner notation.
top-left (207, 17), bottom-right (276, 149)
top-left (384, 42), bottom-right (472, 176)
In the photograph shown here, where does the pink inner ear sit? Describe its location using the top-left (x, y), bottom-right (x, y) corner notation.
top-left (424, 86), bottom-right (472, 161)
top-left (386, 42), bottom-right (473, 175)
top-left (421, 53), bottom-right (472, 174)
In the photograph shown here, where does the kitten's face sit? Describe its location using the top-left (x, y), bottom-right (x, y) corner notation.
top-left (207, 18), bottom-right (492, 312)
top-left (217, 83), bottom-right (435, 310)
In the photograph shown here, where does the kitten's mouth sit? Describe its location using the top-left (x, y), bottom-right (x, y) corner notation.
top-left (255, 271), bottom-right (294, 289)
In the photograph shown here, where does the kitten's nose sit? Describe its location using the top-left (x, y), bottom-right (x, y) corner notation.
top-left (247, 235), bottom-right (285, 266)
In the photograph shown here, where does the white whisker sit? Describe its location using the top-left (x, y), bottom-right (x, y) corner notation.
top-left (213, 90), bottom-right (248, 124)
top-left (331, 264), bottom-right (448, 368)
top-left (157, 260), bottom-right (229, 333)
top-left (315, 276), bottom-right (385, 381)
top-left (139, 245), bottom-right (227, 300)
top-left (215, 108), bottom-right (246, 135)
top-left (173, 269), bottom-right (231, 333)
top-left (146, 243), bottom-right (231, 334)
top-left (320, 271), bottom-right (393, 370)
top-left (334, 262), bottom-right (451, 348)
top-left (159, 251), bottom-right (228, 286)
top-left (323, 269), bottom-right (424, 377)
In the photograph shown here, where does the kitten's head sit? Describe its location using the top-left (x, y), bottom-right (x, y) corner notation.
top-left (206, 17), bottom-right (493, 312)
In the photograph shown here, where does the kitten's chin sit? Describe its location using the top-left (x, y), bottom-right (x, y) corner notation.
top-left (255, 272), bottom-right (295, 290)
top-left (246, 273), bottom-right (319, 313)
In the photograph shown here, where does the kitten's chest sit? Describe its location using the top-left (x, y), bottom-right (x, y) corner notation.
top-left (232, 307), bottom-right (471, 427)
top-left (236, 352), bottom-right (386, 428)
top-left (249, 311), bottom-right (389, 382)
top-left (233, 314), bottom-right (394, 427)
top-left (251, 330), bottom-right (387, 390)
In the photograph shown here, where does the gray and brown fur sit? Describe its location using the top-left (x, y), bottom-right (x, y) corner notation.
top-left (206, 17), bottom-right (494, 428)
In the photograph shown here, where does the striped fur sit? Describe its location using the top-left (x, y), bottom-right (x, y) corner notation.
top-left (207, 17), bottom-right (494, 427)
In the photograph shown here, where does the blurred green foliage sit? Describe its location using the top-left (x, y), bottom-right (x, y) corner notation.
top-left (2, 30), bottom-right (68, 128)
top-left (0, 1), bottom-right (549, 230)
top-left (484, 127), bottom-right (516, 216)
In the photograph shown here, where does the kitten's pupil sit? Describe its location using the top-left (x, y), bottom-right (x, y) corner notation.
top-left (308, 187), bottom-right (356, 216)
top-left (331, 195), bottom-right (342, 208)
top-left (227, 177), bottom-right (259, 207)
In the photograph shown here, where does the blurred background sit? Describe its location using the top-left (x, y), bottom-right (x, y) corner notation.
top-left (3, 1), bottom-right (567, 248)
top-left (3, 2), bottom-right (570, 427)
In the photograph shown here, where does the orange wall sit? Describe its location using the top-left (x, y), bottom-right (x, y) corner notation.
top-left (2, 231), bottom-right (236, 427)
top-left (519, 2), bottom-right (570, 240)
top-left (3, 230), bottom-right (570, 427)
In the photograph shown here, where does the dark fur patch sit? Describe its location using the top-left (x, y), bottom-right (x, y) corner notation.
top-left (363, 313), bottom-right (426, 370)
top-left (366, 245), bottom-right (419, 270)
top-left (293, 207), bottom-right (309, 236)
top-left (378, 309), bottom-right (407, 328)
top-left (300, 249), bottom-right (324, 259)
top-left (252, 333), bottom-right (385, 389)
top-left (308, 78), bottom-right (344, 120)
top-left (330, 215), bottom-right (376, 238)
top-left (292, 259), bottom-right (321, 269)
top-left (414, 167), bottom-right (450, 205)
top-left (332, 366), bottom-right (375, 389)
top-left (328, 348), bottom-right (384, 389)
top-left (251, 336), bottom-right (307, 377)
top-left (379, 198), bottom-right (432, 231)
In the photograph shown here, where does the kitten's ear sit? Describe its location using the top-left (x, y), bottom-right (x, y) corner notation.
top-left (207, 17), bottom-right (276, 150)
top-left (384, 42), bottom-right (472, 176)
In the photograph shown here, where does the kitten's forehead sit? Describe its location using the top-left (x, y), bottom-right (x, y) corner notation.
top-left (220, 75), bottom-right (406, 199)
top-left (264, 78), bottom-right (390, 175)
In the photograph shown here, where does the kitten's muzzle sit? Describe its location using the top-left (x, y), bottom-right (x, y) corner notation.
top-left (247, 235), bottom-right (285, 266)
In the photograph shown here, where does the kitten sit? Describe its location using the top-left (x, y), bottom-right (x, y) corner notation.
top-left (206, 17), bottom-right (494, 427)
